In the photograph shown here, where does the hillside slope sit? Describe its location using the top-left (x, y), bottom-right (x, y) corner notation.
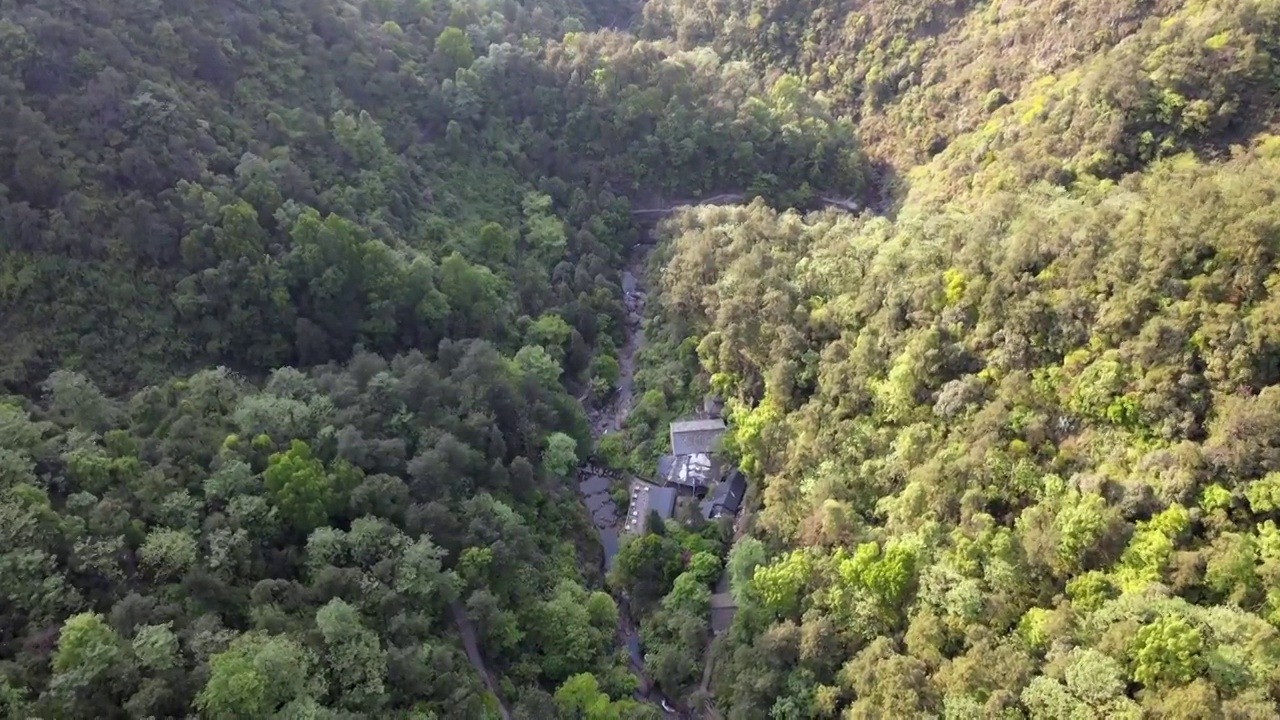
top-left (620, 0), bottom-right (1280, 717)
top-left (0, 0), bottom-right (862, 394)
top-left (0, 0), bottom-right (861, 717)
top-left (642, 0), bottom-right (1280, 178)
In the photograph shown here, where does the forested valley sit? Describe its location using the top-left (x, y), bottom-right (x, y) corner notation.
top-left (2, 0), bottom-right (1280, 717)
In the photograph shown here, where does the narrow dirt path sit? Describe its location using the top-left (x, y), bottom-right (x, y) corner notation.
top-left (450, 601), bottom-right (513, 720)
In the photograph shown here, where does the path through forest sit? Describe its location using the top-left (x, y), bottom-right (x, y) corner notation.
top-left (451, 601), bottom-right (513, 720)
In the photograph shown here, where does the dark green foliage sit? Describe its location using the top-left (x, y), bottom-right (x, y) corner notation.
top-left (5, 0), bottom-right (1280, 715)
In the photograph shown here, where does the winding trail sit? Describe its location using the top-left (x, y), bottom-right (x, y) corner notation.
top-left (451, 602), bottom-right (513, 720)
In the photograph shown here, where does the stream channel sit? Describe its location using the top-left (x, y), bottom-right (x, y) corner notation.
top-left (576, 235), bottom-right (688, 718)
top-left (463, 194), bottom-right (856, 717)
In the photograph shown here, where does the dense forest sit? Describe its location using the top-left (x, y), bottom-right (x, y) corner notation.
top-left (0, 0), bottom-right (858, 716)
top-left (625, 0), bottom-right (1280, 717)
top-left (4, 0), bottom-right (1280, 716)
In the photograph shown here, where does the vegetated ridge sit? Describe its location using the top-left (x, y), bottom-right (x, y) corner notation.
top-left (0, 0), bottom-right (858, 717)
top-left (609, 0), bottom-right (1280, 717)
top-left (3, 0), bottom-right (1280, 717)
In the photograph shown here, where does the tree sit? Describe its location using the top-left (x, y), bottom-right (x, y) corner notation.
top-left (476, 222), bottom-right (514, 266)
top-left (196, 632), bottom-right (320, 718)
top-left (728, 537), bottom-right (767, 606)
top-left (434, 27), bottom-right (474, 75)
top-left (543, 432), bottom-right (578, 478)
top-left (132, 624), bottom-right (179, 672)
top-left (611, 533), bottom-right (683, 605)
top-left (395, 535), bottom-right (458, 608)
top-left (1245, 472), bottom-right (1280, 514)
top-left (515, 345), bottom-right (562, 389)
top-left (1129, 614), bottom-right (1203, 688)
top-left (52, 612), bottom-right (122, 680)
top-left (594, 433), bottom-right (626, 470)
top-left (315, 599), bottom-right (387, 711)
top-left (42, 371), bottom-right (114, 431)
top-left (841, 637), bottom-right (938, 716)
top-left (554, 673), bottom-right (616, 720)
top-left (590, 354), bottom-right (621, 396)
top-left (527, 314), bottom-right (573, 361)
top-left (263, 440), bottom-right (340, 534)
top-left (531, 581), bottom-right (614, 683)
top-left (139, 528), bottom-right (199, 581)
top-left (752, 551), bottom-right (815, 618)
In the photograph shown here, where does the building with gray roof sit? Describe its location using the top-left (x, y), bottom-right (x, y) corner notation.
top-left (669, 418), bottom-right (726, 456)
top-left (658, 452), bottom-right (720, 494)
top-left (622, 480), bottom-right (677, 535)
top-left (700, 469), bottom-right (746, 520)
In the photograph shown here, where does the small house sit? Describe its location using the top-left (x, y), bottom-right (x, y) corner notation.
top-left (703, 393), bottom-right (725, 419)
top-left (700, 469), bottom-right (746, 521)
top-left (657, 452), bottom-right (720, 495)
top-left (623, 480), bottom-right (677, 535)
top-left (669, 418), bottom-right (726, 456)
top-left (659, 418), bottom-right (728, 496)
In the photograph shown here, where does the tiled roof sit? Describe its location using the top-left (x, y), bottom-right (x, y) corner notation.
top-left (667, 452), bottom-right (718, 488)
top-left (623, 481), bottom-right (677, 534)
top-left (700, 469), bottom-right (746, 519)
top-left (669, 418), bottom-right (726, 456)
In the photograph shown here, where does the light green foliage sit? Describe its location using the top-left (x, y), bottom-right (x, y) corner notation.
top-left (521, 192), bottom-right (568, 266)
top-left (434, 27), bottom-right (475, 74)
top-left (263, 440), bottom-right (343, 533)
top-left (530, 582), bottom-right (616, 683)
top-left (1129, 614), bottom-right (1204, 687)
top-left (132, 624), bottom-right (179, 672)
top-left (476, 222), bottom-right (514, 266)
top-left (664, 570), bottom-right (712, 613)
top-left (527, 314), bottom-right (573, 361)
top-left (941, 268), bottom-right (966, 307)
top-left (515, 344), bottom-right (563, 388)
top-left (315, 599), bottom-right (387, 711)
top-left (197, 632), bottom-right (320, 718)
top-left (1113, 505), bottom-right (1189, 593)
top-left (1068, 355), bottom-right (1138, 427)
top-left (752, 550), bottom-right (815, 617)
top-left (1203, 532), bottom-right (1261, 606)
top-left (139, 528), bottom-right (199, 581)
top-left (590, 354), bottom-right (621, 395)
top-left (1016, 607), bottom-right (1051, 652)
top-left (728, 536), bottom-right (767, 606)
top-left (53, 613), bottom-right (121, 678)
top-left (1066, 571), bottom-right (1116, 613)
top-left (396, 536), bottom-right (458, 607)
top-left (1245, 472), bottom-right (1280, 514)
top-left (686, 551), bottom-right (722, 584)
top-left (1200, 483), bottom-right (1234, 513)
top-left (553, 673), bottom-right (638, 720)
top-left (1053, 492), bottom-right (1116, 574)
top-left (729, 396), bottom-right (783, 478)
top-left (542, 432), bottom-right (579, 478)
top-left (593, 433), bottom-right (626, 470)
top-left (1064, 648), bottom-right (1127, 706)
